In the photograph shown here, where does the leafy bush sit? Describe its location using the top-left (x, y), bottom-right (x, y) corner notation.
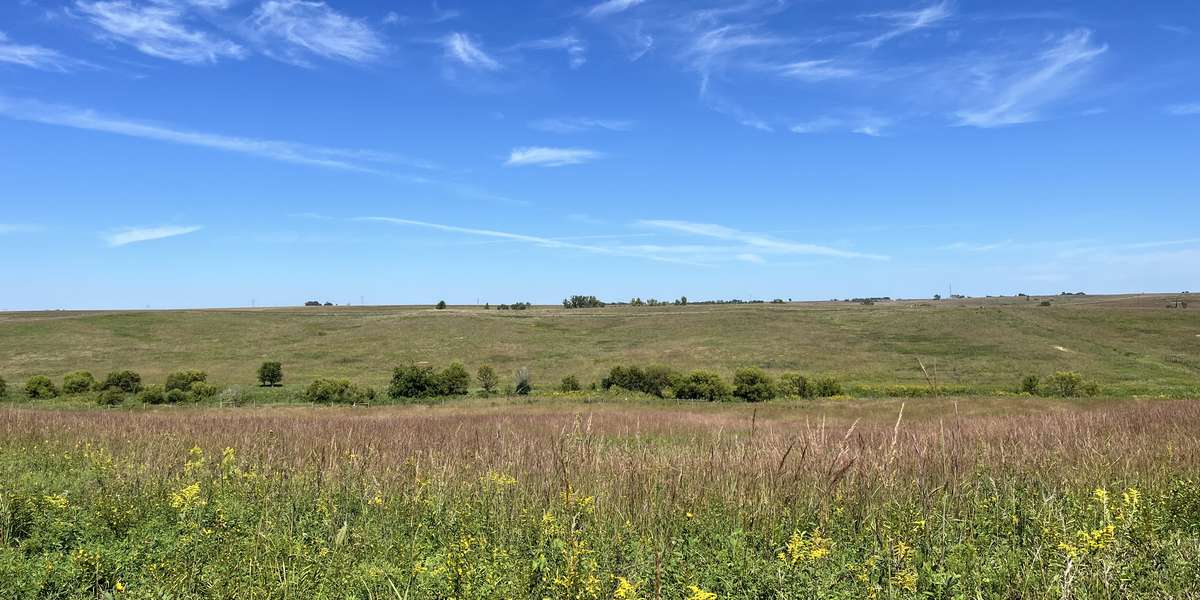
top-left (810, 376), bottom-right (843, 398)
top-left (0, 375), bottom-right (6, 398)
top-left (1020, 374), bottom-right (1041, 395)
top-left (99, 370), bottom-right (142, 393)
top-left (24, 375), bottom-right (59, 399)
top-left (514, 368), bottom-right (532, 395)
top-left (62, 371), bottom-right (96, 395)
top-left (779, 373), bottom-right (809, 398)
top-left (165, 388), bottom-right (188, 404)
top-left (732, 368), bottom-right (776, 402)
top-left (562, 295), bottom-right (605, 309)
top-left (438, 363), bottom-right (471, 396)
top-left (671, 371), bottom-right (732, 401)
top-left (189, 381), bottom-right (219, 399)
top-left (436, 300), bottom-right (447, 310)
top-left (559, 375), bottom-right (582, 392)
top-left (477, 366), bottom-right (499, 394)
top-left (137, 385), bottom-right (166, 405)
top-left (388, 364), bottom-right (440, 399)
top-left (257, 362), bottom-right (283, 387)
top-left (95, 388), bottom-right (124, 406)
top-left (305, 379), bottom-right (372, 404)
top-left (1048, 371), bottom-right (1083, 397)
top-left (600, 365), bottom-right (679, 397)
top-left (165, 370), bottom-right (207, 392)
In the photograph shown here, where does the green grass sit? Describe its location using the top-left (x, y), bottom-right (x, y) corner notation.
top-left (2, 294), bottom-right (1198, 397)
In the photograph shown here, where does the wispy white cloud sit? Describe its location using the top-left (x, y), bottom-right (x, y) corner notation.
top-left (775, 59), bottom-right (858, 82)
top-left (515, 33), bottom-right (586, 69)
top-left (1164, 103), bottom-right (1200, 116)
top-left (442, 32), bottom-right (501, 71)
top-left (791, 113), bottom-right (892, 136)
top-left (0, 31), bottom-right (79, 71)
top-left (955, 29), bottom-right (1106, 127)
top-left (939, 240), bottom-right (1014, 252)
top-left (357, 216), bottom-right (700, 265)
top-left (0, 95), bottom-right (437, 174)
top-left (0, 224), bottom-right (45, 235)
top-left (249, 0), bottom-right (386, 65)
top-left (639, 220), bottom-right (889, 260)
top-left (505, 146), bottom-right (603, 167)
top-left (74, 0), bottom-right (246, 64)
top-left (529, 117), bottom-right (633, 134)
top-left (857, 1), bottom-right (954, 49)
top-left (587, 0), bottom-right (646, 19)
top-left (106, 225), bottom-right (202, 246)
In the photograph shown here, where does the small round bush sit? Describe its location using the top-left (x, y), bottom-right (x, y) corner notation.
top-left (810, 376), bottom-right (843, 398)
top-left (305, 378), bottom-right (368, 404)
top-left (165, 389), bottom-right (188, 404)
top-left (137, 385), bottom-right (166, 405)
top-left (100, 370), bottom-right (142, 393)
top-left (436, 300), bottom-right (447, 310)
top-left (189, 381), bottom-right (219, 400)
top-left (1048, 371), bottom-right (1084, 397)
top-left (559, 375), bottom-right (582, 392)
top-left (62, 371), bottom-right (96, 395)
top-left (732, 368), bottom-right (776, 403)
top-left (389, 364), bottom-right (440, 399)
top-left (476, 365), bottom-right (499, 394)
top-left (438, 363), bottom-right (471, 396)
top-left (96, 388), bottom-right (125, 406)
top-left (24, 375), bottom-right (59, 400)
top-left (779, 373), bottom-right (809, 398)
top-left (671, 371), bottom-right (732, 401)
top-left (257, 361), bottom-right (283, 387)
top-left (1019, 374), bottom-right (1041, 395)
top-left (165, 370), bottom-right (207, 392)
top-left (0, 375), bottom-right (7, 398)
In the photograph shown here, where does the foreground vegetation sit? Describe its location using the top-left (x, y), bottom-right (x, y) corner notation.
top-left (1, 398), bottom-right (1199, 598)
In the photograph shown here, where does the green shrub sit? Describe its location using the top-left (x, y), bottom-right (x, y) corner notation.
top-left (732, 368), bottom-right (776, 402)
top-left (388, 364), bottom-right (440, 399)
top-left (671, 371), bottom-right (732, 401)
top-left (165, 370), bottom-right (207, 392)
top-left (24, 375), bottom-right (59, 399)
top-left (0, 375), bottom-right (6, 398)
top-left (600, 365), bottom-right (679, 397)
top-left (1020, 374), bottom-right (1041, 395)
top-left (810, 376), bottom-right (843, 398)
top-left (95, 388), bottom-right (124, 406)
top-left (257, 362), bottom-right (283, 387)
top-left (165, 388), bottom-right (188, 404)
top-left (477, 366), bottom-right (499, 394)
top-left (436, 300), bottom-right (447, 309)
top-left (514, 368), bottom-right (532, 395)
top-left (189, 381), bottom-right (219, 399)
top-left (304, 379), bottom-right (371, 404)
top-left (559, 375), bottom-right (582, 392)
top-left (99, 370), bottom-right (142, 393)
top-left (438, 363), bottom-right (471, 396)
top-left (1048, 371), bottom-right (1084, 397)
top-left (137, 385), bottom-right (166, 405)
top-left (1083, 381), bottom-right (1101, 397)
top-left (62, 371), bottom-right (96, 395)
top-left (779, 373), bottom-right (809, 398)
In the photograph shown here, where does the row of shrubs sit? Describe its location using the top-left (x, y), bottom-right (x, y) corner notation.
top-left (598, 365), bottom-right (843, 402)
top-left (1020, 371), bottom-right (1101, 397)
top-left (303, 364), bottom-right (533, 404)
top-left (2, 362), bottom-right (285, 406)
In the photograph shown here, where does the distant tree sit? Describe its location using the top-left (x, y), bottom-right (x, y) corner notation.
top-left (514, 368), bottom-right (532, 395)
top-left (1048, 371), bottom-right (1083, 398)
top-left (305, 379), bottom-right (372, 404)
top-left (323, 302), bottom-right (333, 307)
top-left (671, 371), bottom-right (731, 401)
top-left (559, 375), bottom-right (582, 392)
top-left (388, 364), bottom-right (439, 399)
top-left (732, 368), bottom-right (776, 403)
top-left (189, 381), bottom-right (219, 399)
top-left (137, 385), bottom-right (165, 405)
top-left (99, 370), bottom-right (142, 393)
top-left (62, 371), bottom-right (96, 395)
top-left (562, 295), bottom-right (605, 309)
top-left (165, 388), bottom-right (188, 404)
top-left (24, 375), bottom-right (59, 399)
top-left (438, 362), bottom-right (471, 396)
top-left (305, 300), bottom-right (322, 306)
top-left (257, 361), bottom-right (283, 387)
top-left (933, 294), bottom-right (942, 301)
top-left (436, 300), bottom-right (447, 310)
top-left (476, 365), bottom-right (499, 394)
top-left (165, 370), bottom-right (207, 392)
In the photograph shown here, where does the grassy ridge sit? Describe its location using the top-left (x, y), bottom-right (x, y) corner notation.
top-left (1, 399), bottom-right (1199, 598)
top-left (2, 294), bottom-right (1198, 396)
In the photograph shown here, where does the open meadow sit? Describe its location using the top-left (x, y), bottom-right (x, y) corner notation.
top-left (2, 296), bottom-right (1199, 598)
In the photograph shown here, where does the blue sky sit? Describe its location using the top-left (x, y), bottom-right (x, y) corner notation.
top-left (1, 0), bottom-right (1198, 309)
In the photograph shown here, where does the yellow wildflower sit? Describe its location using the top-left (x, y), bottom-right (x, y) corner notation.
top-left (613, 576), bottom-right (639, 600)
top-left (687, 585), bottom-right (717, 600)
top-left (115, 582), bottom-right (125, 592)
top-left (43, 494), bottom-right (69, 509)
top-left (779, 529), bottom-right (833, 566)
top-left (170, 482), bottom-right (206, 511)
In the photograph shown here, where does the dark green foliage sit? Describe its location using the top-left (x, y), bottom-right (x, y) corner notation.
top-left (304, 379), bottom-right (371, 404)
top-left (1020, 374), bottom-right (1041, 395)
top-left (257, 362), bottom-right (283, 387)
top-left (559, 375), bottom-right (582, 392)
top-left (189, 381), bottom-right (219, 399)
top-left (165, 388), bottom-right (188, 404)
top-left (99, 370), bottom-right (142, 393)
top-left (24, 375), bottom-right (59, 399)
top-left (670, 371), bottom-right (732, 401)
top-left (137, 385), bottom-right (166, 405)
top-left (600, 365), bottom-right (679, 397)
top-left (165, 370), bottom-right (207, 392)
top-left (438, 362), bottom-right (471, 396)
top-left (732, 368), bottom-right (776, 402)
top-left (514, 368), bottom-right (532, 395)
top-left (0, 375), bottom-right (6, 398)
top-left (62, 371), bottom-right (96, 395)
top-left (436, 300), bottom-right (447, 310)
top-left (779, 373), bottom-right (809, 398)
top-left (810, 376), bottom-right (843, 398)
top-left (476, 366), bottom-right (499, 394)
top-left (562, 295), bottom-right (605, 309)
top-left (95, 388), bottom-right (124, 406)
top-left (388, 364), bottom-right (440, 399)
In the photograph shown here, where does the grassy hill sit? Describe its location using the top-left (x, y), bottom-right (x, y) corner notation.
top-left (1, 293), bottom-right (1197, 396)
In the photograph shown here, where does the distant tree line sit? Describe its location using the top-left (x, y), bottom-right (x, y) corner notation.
top-left (304, 300), bottom-right (334, 306)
